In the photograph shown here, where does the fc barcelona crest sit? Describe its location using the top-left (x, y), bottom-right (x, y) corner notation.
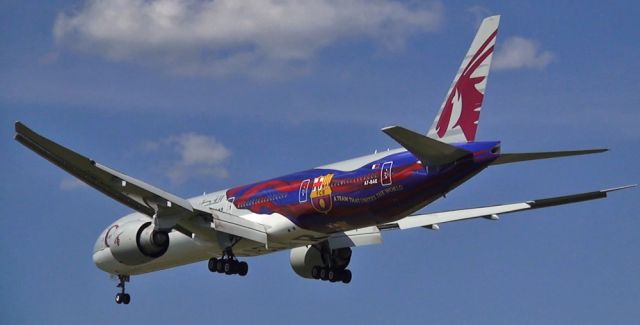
top-left (310, 173), bottom-right (334, 213)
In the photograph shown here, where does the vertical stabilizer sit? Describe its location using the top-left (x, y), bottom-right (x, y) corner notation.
top-left (427, 15), bottom-right (500, 143)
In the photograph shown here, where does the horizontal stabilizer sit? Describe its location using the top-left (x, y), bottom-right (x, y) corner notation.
top-left (491, 149), bottom-right (607, 165)
top-left (382, 126), bottom-right (471, 166)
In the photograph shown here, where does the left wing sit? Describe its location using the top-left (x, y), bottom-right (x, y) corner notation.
top-left (14, 122), bottom-right (267, 245)
top-left (379, 185), bottom-right (635, 231)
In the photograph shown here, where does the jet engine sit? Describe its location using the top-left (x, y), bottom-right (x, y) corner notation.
top-left (107, 221), bottom-right (170, 266)
top-left (290, 245), bottom-right (352, 280)
top-left (290, 245), bottom-right (324, 278)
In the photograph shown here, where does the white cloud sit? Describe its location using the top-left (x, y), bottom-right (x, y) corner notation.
top-left (493, 36), bottom-right (554, 70)
top-left (59, 177), bottom-right (87, 191)
top-left (466, 5), bottom-right (492, 28)
top-left (53, 0), bottom-right (443, 78)
top-left (146, 133), bottom-right (231, 183)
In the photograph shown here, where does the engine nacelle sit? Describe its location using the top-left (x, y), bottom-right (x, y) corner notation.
top-left (290, 245), bottom-right (323, 279)
top-left (107, 221), bottom-right (170, 266)
top-left (290, 245), bottom-right (352, 279)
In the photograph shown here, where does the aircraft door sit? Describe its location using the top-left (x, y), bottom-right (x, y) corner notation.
top-left (381, 161), bottom-right (393, 186)
top-left (299, 179), bottom-right (310, 203)
top-left (226, 197), bottom-right (235, 212)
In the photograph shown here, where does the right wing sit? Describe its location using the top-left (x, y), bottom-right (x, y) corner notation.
top-left (325, 185), bottom-right (635, 250)
top-left (379, 185), bottom-right (636, 231)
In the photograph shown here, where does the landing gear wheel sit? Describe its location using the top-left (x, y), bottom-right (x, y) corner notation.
top-left (215, 259), bottom-right (225, 273)
top-left (237, 261), bottom-right (249, 276)
top-left (341, 269), bottom-right (352, 284)
top-left (208, 246), bottom-right (249, 277)
top-left (320, 267), bottom-right (329, 281)
top-left (311, 266), bottom-right (321, 279)
top-left (224, 260), bottom-right (237, 275)
top-left (115, 275), bottom-right (131, 305)
top-left (328, 269), bottom-right (339, 282)
top-left (208, 258), bottom-right (217, 272)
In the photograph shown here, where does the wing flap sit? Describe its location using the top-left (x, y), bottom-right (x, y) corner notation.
top-left (328, 226), bottom-right (382, 250)
top-left (211, 210), bottom-right (268, 245)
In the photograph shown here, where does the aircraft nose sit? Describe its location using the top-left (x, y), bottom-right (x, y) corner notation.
top-left (93, 232), bottom-right (106, 255)
top-left (92, 232), bottom-right (118, 273)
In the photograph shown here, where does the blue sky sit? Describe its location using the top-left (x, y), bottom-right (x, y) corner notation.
top-left (1, 1), bottom-right (638, 324)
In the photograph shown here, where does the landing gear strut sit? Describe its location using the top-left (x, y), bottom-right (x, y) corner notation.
top-left (208, 248), bottom-right (248, 276)
top-left (115, 275), bottom-right (131, 305)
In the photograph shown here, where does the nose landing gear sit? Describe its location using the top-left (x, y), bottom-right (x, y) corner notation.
top-left (115, 275), bottom-right (131, 305)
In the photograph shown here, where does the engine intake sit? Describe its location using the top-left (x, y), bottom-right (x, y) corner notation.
top-left (108, 221), bottom-right (170, 265)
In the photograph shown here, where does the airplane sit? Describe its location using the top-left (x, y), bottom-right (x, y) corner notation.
top-left (15, 15), bottom-right (635, 305)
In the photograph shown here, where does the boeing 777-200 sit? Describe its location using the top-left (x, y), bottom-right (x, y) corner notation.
top-left (15, 16), bottom-right (634, 305)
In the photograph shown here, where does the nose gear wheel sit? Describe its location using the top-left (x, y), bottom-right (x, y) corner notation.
top-left (114, 275), bottom-right (131, 305)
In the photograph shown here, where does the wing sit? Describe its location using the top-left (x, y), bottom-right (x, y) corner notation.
top-left (327, 185), bottom-right (635, 249)
top-left (379, 185), bottom-right (635, 231)
top-left (14, 122), bottom-right (267, 245)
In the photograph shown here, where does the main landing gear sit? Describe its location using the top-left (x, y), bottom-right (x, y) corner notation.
top-left (313, 246), bottom-right (353, 284)
top-left (208, 249), bottom-right (248, 276)
top-left (311, 266), bottom-right (352, 284)
top-left (115, 275), bottom-right (131, 305)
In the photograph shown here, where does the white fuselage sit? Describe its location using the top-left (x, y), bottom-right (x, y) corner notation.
top-left (92, 189), bottom-right (325, 275)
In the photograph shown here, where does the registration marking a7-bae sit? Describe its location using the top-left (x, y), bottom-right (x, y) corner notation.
top-left (15, 16), bottom-right (634, 305)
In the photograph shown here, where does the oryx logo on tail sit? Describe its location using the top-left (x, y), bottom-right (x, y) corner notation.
top-left (428, 16), bottom-right (500, 143)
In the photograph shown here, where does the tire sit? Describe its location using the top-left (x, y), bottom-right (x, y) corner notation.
top-left (115, 294), bottom-right (122, 304)
top-left (320, 267), bottom-right (329, 281)
top-left (224, 260), bottom-right (236, 275)
top-left (123, 293), bottom-right (131, 305)
top-left (237, 261), bottom-right (248, 276)
top-left (223, 260), bottom-right (231, 274)
top-left (328, 269), bottom-right (338, 283)
top-left (311, 266), bottom-right (321, 279)
top-left (208, 258), bottom-right (217, 272)
top-left (341, 269), bottom-right (352, 284)
top-left (216, 259), bottom-right (225, 273)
